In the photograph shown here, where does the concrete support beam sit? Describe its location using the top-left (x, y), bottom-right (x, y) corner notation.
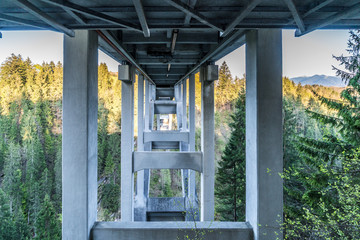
top-left (200, 66), bottom-right (215, 221)
top-left (133, 151), bottom-right (203, 172)
top-left (63, 30), bottom-right (98, 239)
top-left (245, 29), bottom-right (283, 240)
top-left (92, 222), bottom-right (253, 240)
top-left (121, 66), bottom-right (135, 222)
top-left (144, 130), bottom-right (189, 143)
top-left (154, 100), bottom-right (177, 114)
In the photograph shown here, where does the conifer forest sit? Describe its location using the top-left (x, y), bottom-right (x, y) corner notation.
top-left (0, 30), bottom-right (359, 239)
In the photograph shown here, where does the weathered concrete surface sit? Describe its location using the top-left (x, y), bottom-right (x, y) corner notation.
top-left (91, 221), bottom-right (253, 240)
top-left (63, 30), bottom-right (98, 240)
top-left (245, 29), bottom-right (283, 240)
top-left (200, 66), bottom-right (215, 221)
top-left (121, 66), bottom-right (135, 221)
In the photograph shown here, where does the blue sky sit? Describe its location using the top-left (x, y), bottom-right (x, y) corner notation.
top-left (0, 29), bottom-right (350, 78)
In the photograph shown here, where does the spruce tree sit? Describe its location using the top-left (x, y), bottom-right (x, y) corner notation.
top-left (284, 30), bottom-right (360, 239)
top-left (215, 90), bottom-right (246, 221)
top-left (35, 194), bottom-right (61, 240)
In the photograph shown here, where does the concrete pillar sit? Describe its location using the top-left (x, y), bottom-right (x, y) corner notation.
top-left (121, 66), bottom-right (135, 221)
top-left (62, 30), bottom-right (98, 239)
top-left (144, 81), bottom-right (150, 132)
top-left (135, 74), bottom-right (147, 221)
top-left (200, 67), bottom-right (215, 221)
top-left (150, 84), bottom-right (155, 130)
top-left (188, 74), bottom-right (196, 202)
top-left (182, 80), bottom-right (187, 130)
top-left (245, 29), bottom-right (283, 240)
top-left (137, 74), bottom-right (145, 151)
top-left (175, 84), bottom-right (183, 130)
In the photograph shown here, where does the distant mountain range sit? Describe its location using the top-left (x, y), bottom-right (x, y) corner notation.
top-left (291, 75), bottom-right (347, 87)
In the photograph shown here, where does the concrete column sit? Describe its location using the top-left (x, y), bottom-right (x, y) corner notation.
top-left (137, 74), bottom-right (144, 151)
top-left (121, 66), bottom-right (135, 222)
top-left (182, 80), bottom-right (187, 130)
top-left (150, 84), bottom-right (155, 130)
top-left (245, 29), bottom-right (283, 240)
top-left (175, 84), bottom-right (183, 130)
top-left (188, 74), bottom-right (196, 202)
top-left (144, 81), bottom-right (150, 131)
top-left (135, 74), bottom-right (147, 221)
top-left (63, 30), bottom-right (98, 240)
top-left (189, 75), bottom-right (196, 152)
top-left (200, 67), bottom-right (215, 221)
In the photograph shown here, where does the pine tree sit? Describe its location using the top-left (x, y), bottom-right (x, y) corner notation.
top-left (215, 90), bottom-right (246, 221)
top-left (35, 194), bottom-right (61, 240)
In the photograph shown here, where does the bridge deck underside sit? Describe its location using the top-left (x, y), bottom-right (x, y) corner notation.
top-left (1, 0), bottom-right (360, 87)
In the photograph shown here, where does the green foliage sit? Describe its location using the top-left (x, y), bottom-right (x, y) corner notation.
top-left (100, 183), bottom-right (120, 214)
top-left (215, 89), bottom-right (246, 221)
top-left (35, 194), bottom-right (61, 240)
top-left (283, 30), bottom-right (360, 239)
top-left (0, 189), bottom-right (30, 240)
top-left (0, 55), bottom-right (123, 235)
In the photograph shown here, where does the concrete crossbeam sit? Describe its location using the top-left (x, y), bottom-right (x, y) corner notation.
top-left (154, 100), bottom-right (177, 114)
top-left (144, 130), bottom-right (189, 142)
top-left (152, 141), bottom-right (180, 149)
top-left (246, 29), bottom-right (283, 240)
top-left (133, 151), bottom-right (203, 172)
top-left (62, 30), bottom-right (98, 239)
top-left (91, 222), bottom-right (253, 240)
top-left (156, 87), bottom-right (174, 99)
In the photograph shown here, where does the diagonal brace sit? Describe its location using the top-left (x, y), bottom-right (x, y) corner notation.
top-left (132, 0), bottom-right (150, 37)
top-left (163, 0), bottom-right (223, 32)
top-left (14, 0), bottom-right (74, 36)
top-left (40, 0), bottom-right (142, 32)
top-left (283, 0), bottom-right (305, 33)
top-left (221, 0), bottom-right (262, 37)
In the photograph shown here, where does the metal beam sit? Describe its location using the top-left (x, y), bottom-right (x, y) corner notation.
top-left (39, 0), bottom-right (142, 32)
top-left (0, 12), bottom-right (50, 30)
top-left (296, 2), bottom-right (360, 36)
top-left (147, 68), bottom-right (188, 75)
top-left (302, 0), bottom-right (336, 18)
top-left (14, 0), bottom-right (74, 36)
top-left (132, 0), bottom-right (150, 37)
top-left (163, 0), bottom-right (223, 32)
top-left (138, 58), bottom-right (198, 65)
top-left (64, 8), bottom-right (86, 25)
top-left (133, 151), bottom-right (203, 172)
top-left (97, 30), bottom-right (155, 85)
top-left (176, 29), bottom-right (246, 84)
top-left (122, 32), bottom-right (218, 44)
top-left (151, 76), bottom-right (181, 81)
top-left (283, 0), bottom-right (305, 33)
top-left (184, 0), bottom-right (198, 25)
top-left (221, 0), bottom-right (261, 37)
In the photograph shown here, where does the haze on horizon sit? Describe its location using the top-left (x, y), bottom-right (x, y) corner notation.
top-left (0, 29), bottom-right (350, 79)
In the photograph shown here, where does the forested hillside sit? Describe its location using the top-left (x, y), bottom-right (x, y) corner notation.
top-left (0, 52), bottom-right (354, 239)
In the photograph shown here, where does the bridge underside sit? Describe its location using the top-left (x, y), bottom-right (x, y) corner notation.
top-left (1, 1), bottom-right (360, 240)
